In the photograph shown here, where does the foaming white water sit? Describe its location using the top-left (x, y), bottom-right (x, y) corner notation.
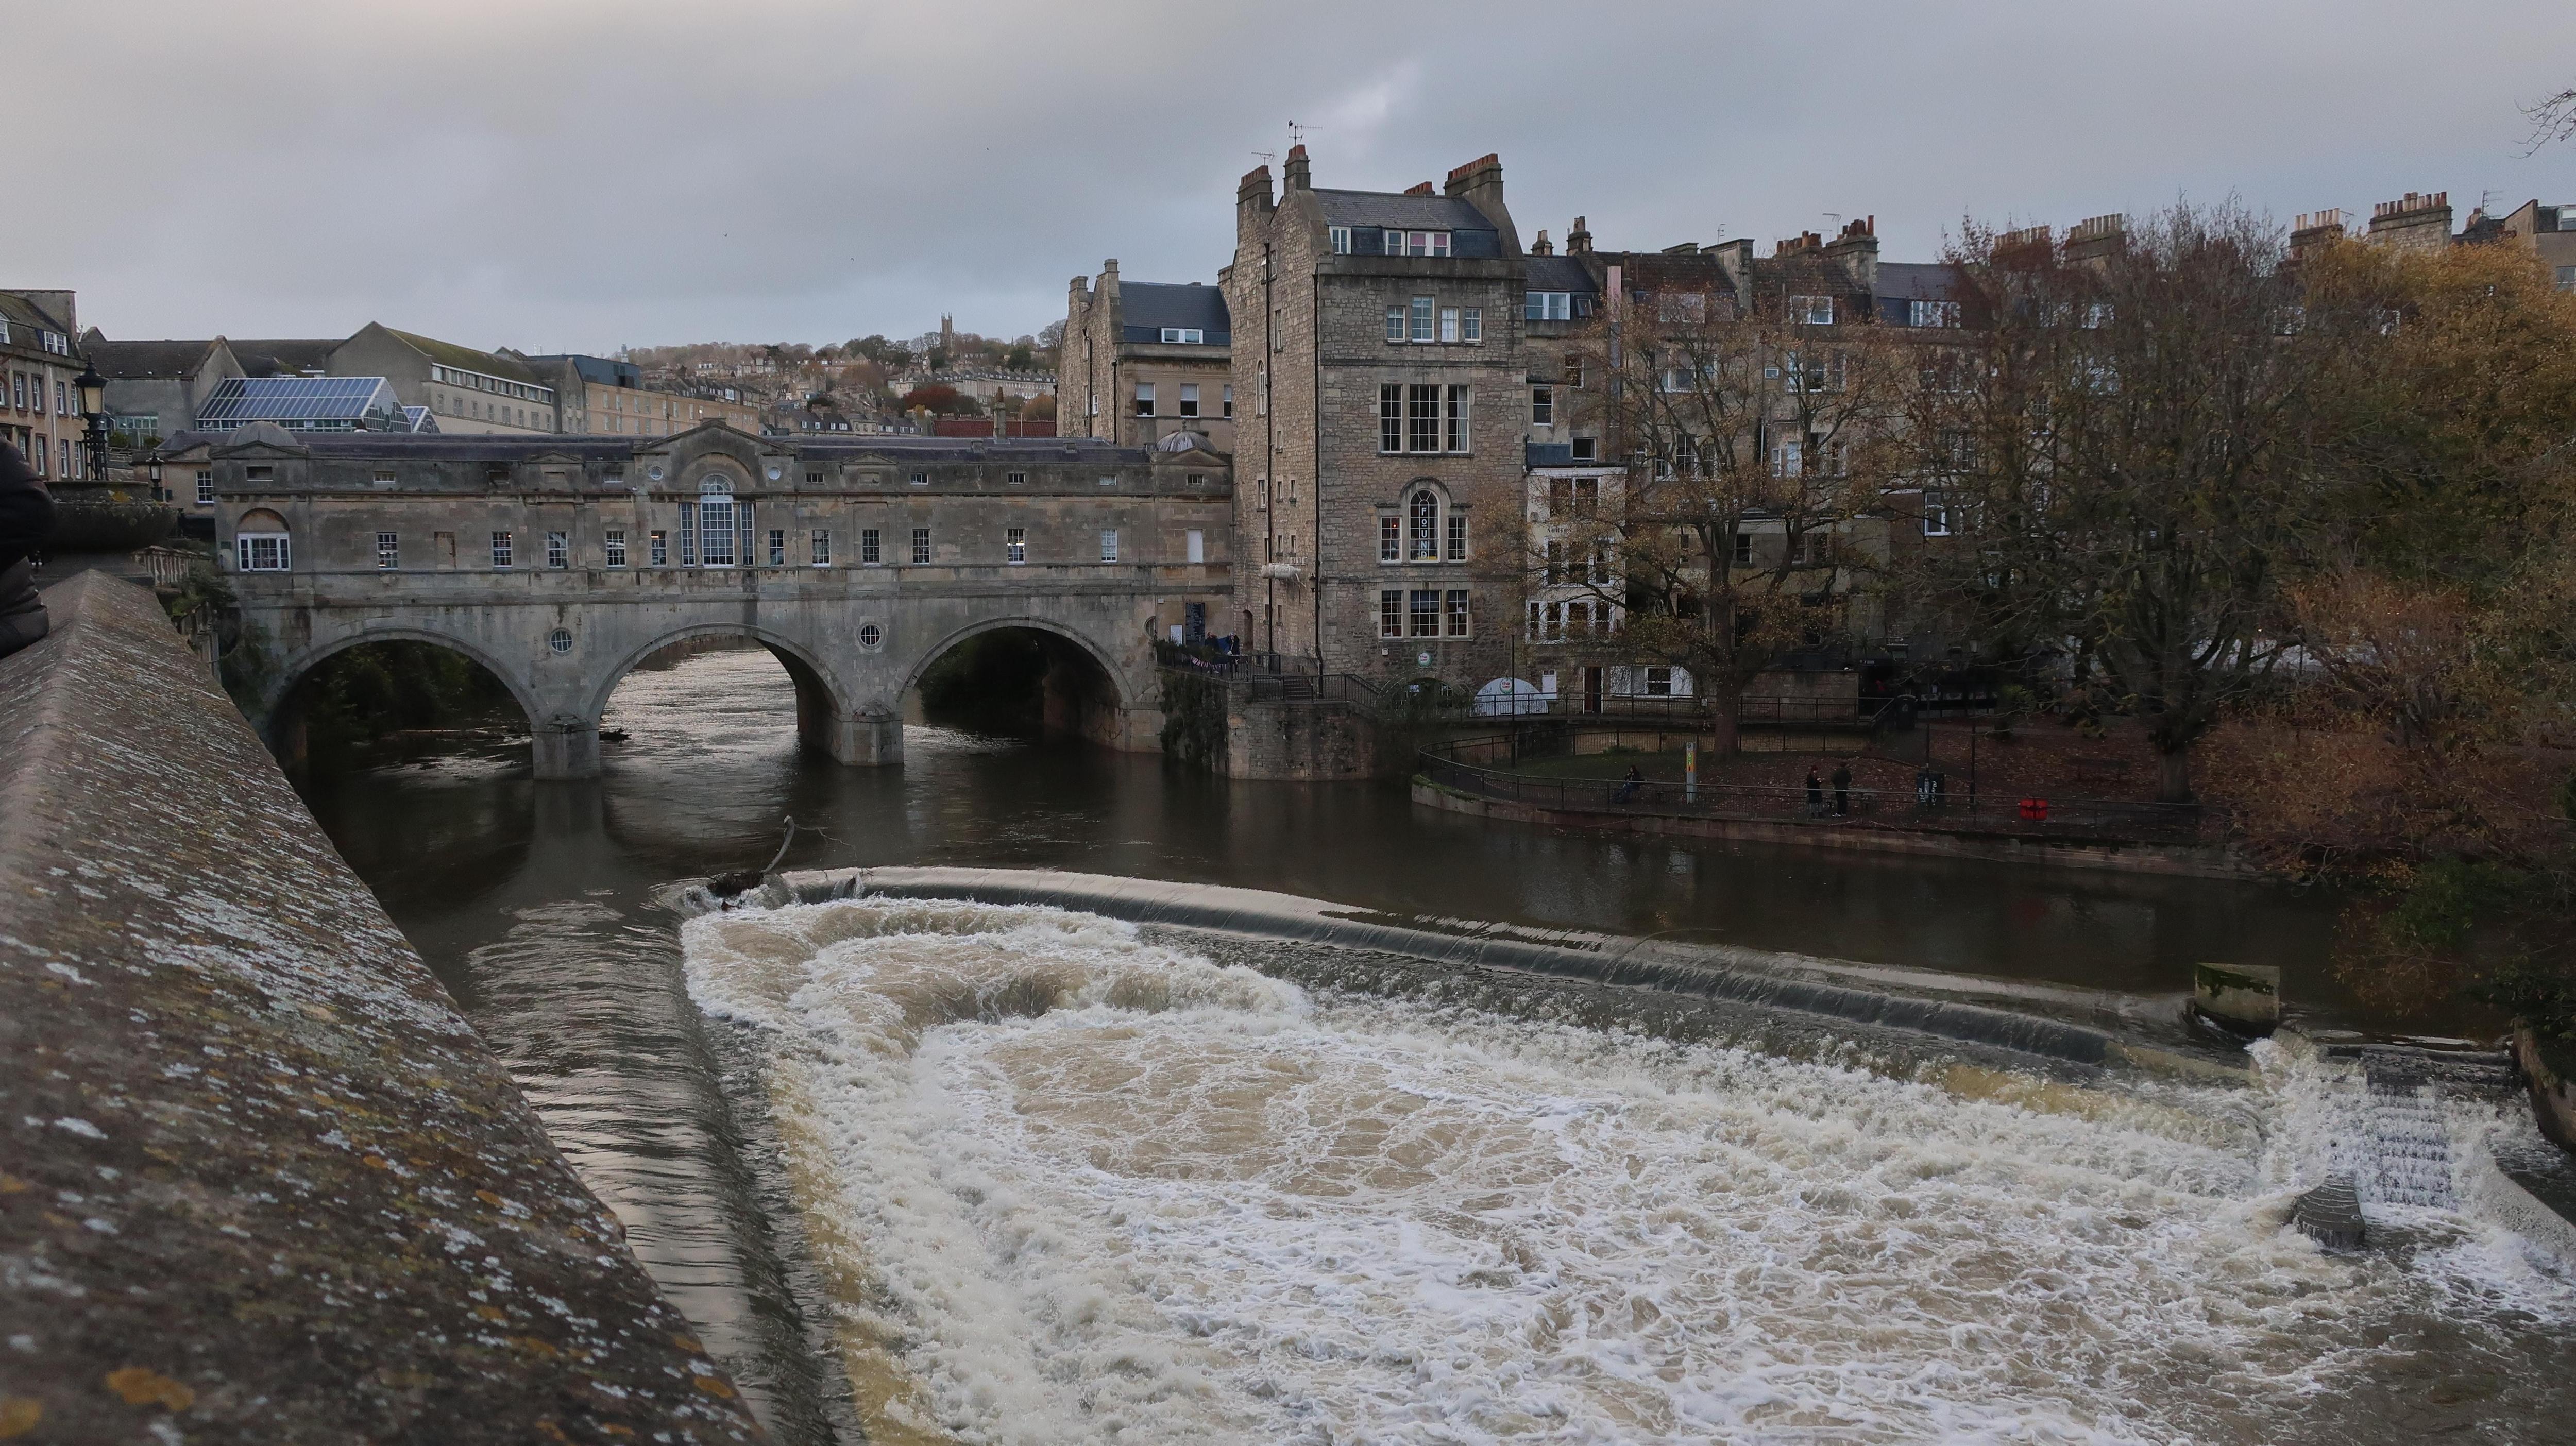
top-left (683, 899), bottom-right (2576, 1446)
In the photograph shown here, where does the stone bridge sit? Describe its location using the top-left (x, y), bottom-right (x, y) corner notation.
top-left (166, 421), bottom-right (1233, 776)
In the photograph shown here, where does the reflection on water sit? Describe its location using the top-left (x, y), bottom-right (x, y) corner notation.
top-left (295, 649), bottom-right (2444, 1441)
top-left (686, 897), bottom-right (2576, 1445)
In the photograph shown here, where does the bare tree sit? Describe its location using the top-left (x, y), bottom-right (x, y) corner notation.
top-left (1569, 262), bottom-right (1906, 755)
top-left (1883, 227), bottom-right (2087, 684)
top-left (1904, 205), bottom-right (2319, 801)
top-left (2524, 82), bottom-right (2576, 153)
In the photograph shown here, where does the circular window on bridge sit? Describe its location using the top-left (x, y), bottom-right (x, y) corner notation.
top-left (548, 628), bottom-right (574, 654)
top-left (766, 465), bottom-right (784, 481)
top-left (647, 464), bottom-right (665, 481)
top-left (857, 623), bottom-right (883, 651)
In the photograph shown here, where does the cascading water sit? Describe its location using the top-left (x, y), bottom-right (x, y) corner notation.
top-left (681, 896), bottom-right (2576, 1446)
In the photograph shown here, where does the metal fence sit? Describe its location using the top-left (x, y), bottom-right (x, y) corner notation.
top-left (1417, 741), bottom-right (2205, 842)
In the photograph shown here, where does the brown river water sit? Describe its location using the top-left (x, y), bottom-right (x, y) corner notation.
top-left (298, 648), bottom-right (2576, 1443)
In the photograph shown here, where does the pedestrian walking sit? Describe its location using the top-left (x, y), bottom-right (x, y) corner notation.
top-left (0, 439), bottom-right (54, 661)
top-left (1805, 767), bottom-right (1824, 819)
top-left (1831, 760), bottom-right (1852, 817)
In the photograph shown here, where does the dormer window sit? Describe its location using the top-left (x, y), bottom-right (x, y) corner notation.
top-left (1329, 226), bottom-right (1352, 254)
top-left (1526, 291), bottom-right (1573, 321)
top-left (1159, 328), bottom-right (1205, 344)
top-left (1383, 230), bottom-right (1451, 257)
top-left (1791, 295), bottom-right (1835, 326)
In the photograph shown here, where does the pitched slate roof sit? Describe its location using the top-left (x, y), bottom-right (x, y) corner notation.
top-left (1873, 262), bottom-right (1958, 302)
top-left (82, 338), bottom-right (224, 380)
top-left (1523, 256), bottom-right (1598, 295)
top-left (0, 293), bottom-right (74, 343)
top-left (230, 339), bottom-right (343, 376)
top-left (1119, 283), bottom-right (1231, 344)
top-left (382, 328), bottom-right (540, 382)
top-left (1312, 189), bottom-right (1493, 232)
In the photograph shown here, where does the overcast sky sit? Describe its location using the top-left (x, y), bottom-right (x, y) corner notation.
top-left (23, 1), bottom-right (2575, 353)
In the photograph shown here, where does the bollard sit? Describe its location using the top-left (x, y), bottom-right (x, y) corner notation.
top-left (2191, 961), bottom-right (2281, 1035)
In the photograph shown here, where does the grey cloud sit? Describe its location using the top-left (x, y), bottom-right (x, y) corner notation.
top-left (22, 0), bottom-right (2575, 350)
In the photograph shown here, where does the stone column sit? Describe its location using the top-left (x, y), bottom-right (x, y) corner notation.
top-left (846, 709), bottom-right (903, 766)
top-left (533, 711), bottom-right (601, 780)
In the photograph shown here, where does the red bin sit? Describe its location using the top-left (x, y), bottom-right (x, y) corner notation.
top-left (2019, 798), bottom-right (2050, 821)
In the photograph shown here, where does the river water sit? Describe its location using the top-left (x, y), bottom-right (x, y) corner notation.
top-left (300, 649), bottom-right (2576, 1442)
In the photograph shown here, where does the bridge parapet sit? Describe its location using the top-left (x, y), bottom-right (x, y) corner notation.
top-left (0, 572), bottom-right (762, 1441)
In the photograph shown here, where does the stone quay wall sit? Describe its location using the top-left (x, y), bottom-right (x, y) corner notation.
top-left (0, 573), bottom-right (765, 1443)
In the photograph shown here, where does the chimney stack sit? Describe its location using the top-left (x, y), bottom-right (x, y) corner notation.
top-left (1282, 144), bottom-right (1311, 193)
top-left (1711, 237), bottom-right (1753, 291)
top-left (1531, 229), bottom-right (1553, 256)
top-left (1824, 214), bottom-right (1879, 291)
top-left (1238, 164), bottom-right (1274, 215)
top-left (1566, 216), bottom-right (1592, 255)
top-left (1440, 151), bottom-right (1516, 253)
top-left (1995, 225), bottom-right (2053, 271)
top-left (2062, 213), bottom-right (2126, 268)
top-left (2367, 191), bottom-right (2452, 252)
top-left (2289, 209), bottom-right (2348, 263)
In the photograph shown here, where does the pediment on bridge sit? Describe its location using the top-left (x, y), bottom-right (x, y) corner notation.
top-left (654, 419), bottom-right (768, 460)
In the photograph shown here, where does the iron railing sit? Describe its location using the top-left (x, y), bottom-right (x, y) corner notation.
top-left (1418, 739), bottom-right (2205, 842)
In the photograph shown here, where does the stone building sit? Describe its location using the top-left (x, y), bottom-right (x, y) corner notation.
top-left (80, 334), bottom-right (351, 449)
top-left (1061, 262), bottom-right (1235, 452)
top-left (524, 352), bottom-right (760, 437)
top-left (1222, 148), bottom-right (1529, 684)
top-left (2491, 199), bottom-right (2576, 289)
top-left (88, 324), bottom-right (580, 439)
top-left (0, 290), bottom-right (84, 481)
top-left (333, 324), bottom-right (560, 435)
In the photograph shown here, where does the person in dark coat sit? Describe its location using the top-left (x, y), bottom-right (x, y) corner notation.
top-left (1615, 763), bottom-right (1643, 804)
top-left (1831, 760), bottom-right (1853, 816)
top-left (0, 440), bottom-right (53, 660)
top-left (1805, 767), bottom-right (1825, 818)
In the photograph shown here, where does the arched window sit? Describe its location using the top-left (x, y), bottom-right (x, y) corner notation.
top-left (1408, 487), bottom-right (1439, 560)
top-left (697, 478), bottom-right (737, 567)
top-left (234, 507), bottom-right (291, 571)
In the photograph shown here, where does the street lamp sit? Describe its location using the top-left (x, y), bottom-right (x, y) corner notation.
top-left (73, 360), bottom-right (108, 482)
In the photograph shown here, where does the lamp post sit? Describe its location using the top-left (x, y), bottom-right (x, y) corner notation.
top-left (74, 360), bottom-right (108, 483)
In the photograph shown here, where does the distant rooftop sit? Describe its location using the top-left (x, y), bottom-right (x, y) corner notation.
top-left (195, 376), bottom-right (412, 434)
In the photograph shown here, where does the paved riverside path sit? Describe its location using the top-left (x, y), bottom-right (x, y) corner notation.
top-left (0, 573), bottom-right (765, 1443)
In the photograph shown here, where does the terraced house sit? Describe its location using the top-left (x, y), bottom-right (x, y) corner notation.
top-left (1222, 148), bottom-right (1529, 681)
top-left (0, 290), bottom-right (84, 481)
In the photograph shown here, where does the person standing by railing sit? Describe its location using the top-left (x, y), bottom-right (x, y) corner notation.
top-left (0, 439), bottom-right (54, 660)
top-left (1831, 761), bottom-right (1853, 818)
top-left (1806, 768), bottom-right (1825, 819)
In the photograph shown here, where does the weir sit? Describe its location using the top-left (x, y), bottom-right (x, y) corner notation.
top-left (680, 883), bottom-right (2576, 1443)
top-left (0, 573), bottom-right (765, 1442)
top-left (774, 865), bottom-right (2206, 1071)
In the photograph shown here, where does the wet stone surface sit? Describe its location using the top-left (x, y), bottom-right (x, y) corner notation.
top-left (0, 575), bottom-right (765, 1444)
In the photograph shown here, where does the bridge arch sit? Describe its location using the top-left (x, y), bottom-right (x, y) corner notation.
top-left (901, 613), bottom-right (1140, 747)
top-left (262, 626), bottom-right (546, 771)
top-left (589, 623), bottom-right (870, 764)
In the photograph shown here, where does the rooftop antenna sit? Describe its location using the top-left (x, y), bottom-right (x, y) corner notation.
top-left (1288, 120), bottom-right (1306, 148)
top-left (1823, 213), bottom-right (1842, 229)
